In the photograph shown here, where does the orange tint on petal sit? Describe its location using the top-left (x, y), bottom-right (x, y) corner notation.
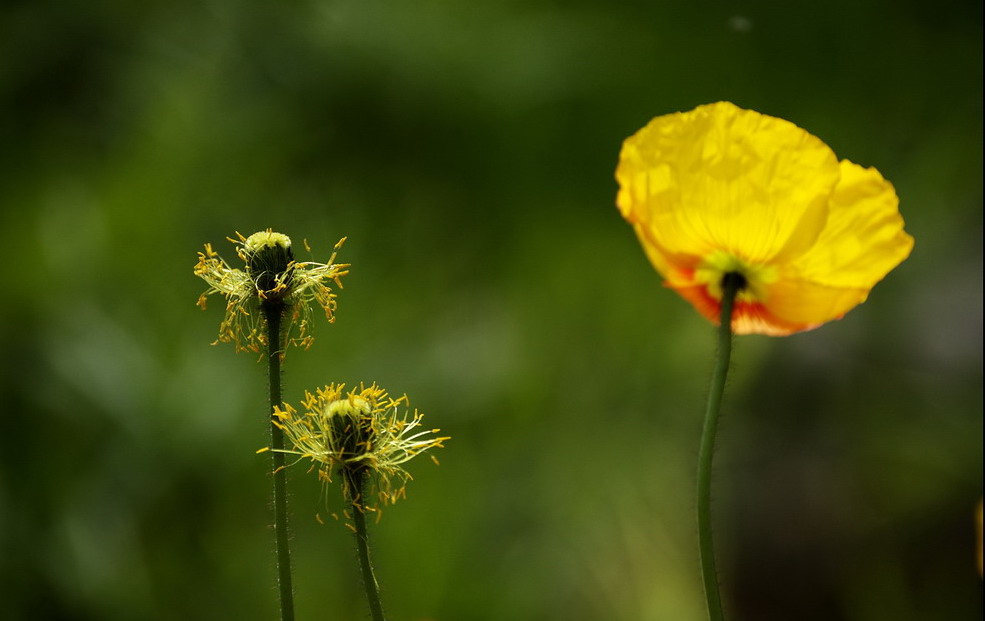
top-left (674, 275), bottom-right (871, 335)
top-left (673, 284), bottom-right (814, 336)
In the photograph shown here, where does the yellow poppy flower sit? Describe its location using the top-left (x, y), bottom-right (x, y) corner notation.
top-left (615, 101), bottom-right (914, 335)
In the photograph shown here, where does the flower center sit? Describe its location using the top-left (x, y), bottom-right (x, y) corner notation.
top-left (693, 251), bottom-right (777, 302)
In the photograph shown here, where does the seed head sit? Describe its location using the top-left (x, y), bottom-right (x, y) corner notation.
top-left (194, 230), bottom-right (349, 353)
top-left (267, 383), bottom-right (449, 515)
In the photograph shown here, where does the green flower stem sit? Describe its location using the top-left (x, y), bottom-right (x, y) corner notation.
top-left (696, 273), bottom-right (742, 621)
top-left (264, 303), bottom-right (295, 621)
top-left (347, 470), bottom-right (387, 621)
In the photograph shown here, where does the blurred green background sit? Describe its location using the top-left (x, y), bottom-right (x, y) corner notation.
top-left (1, 0), bottom-right (981, 619)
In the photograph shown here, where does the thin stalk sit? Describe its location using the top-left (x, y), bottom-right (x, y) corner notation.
top-left (348, 470), bottom-right (386, 621)
top-left (696, 273), bottom-right (742, 621)
top-left (264, 303), bottom-right (295, 621)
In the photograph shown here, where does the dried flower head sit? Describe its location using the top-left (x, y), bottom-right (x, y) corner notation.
top-left (194, 230), bottom-right (349, 352)
top-left (616, 101), bottom-right (914, 335)
top-left (267, 383), bottom-right (448, 513)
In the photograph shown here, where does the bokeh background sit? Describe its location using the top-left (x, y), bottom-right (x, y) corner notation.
top-left (1, 1), bottom-right (981, 619)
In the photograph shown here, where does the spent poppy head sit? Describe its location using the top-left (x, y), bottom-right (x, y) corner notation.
top-left (268, 383), bottom-right (448, 515)
top-left (194, 230), bottom-right (349, 352)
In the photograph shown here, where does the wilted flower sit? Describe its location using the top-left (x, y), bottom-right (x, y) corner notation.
top-left (616, 101), bottom-right (914, 335)
top-left (267, 383), bottom-right (448, 513)
top-left (194, 230), bottom-right (349, 352)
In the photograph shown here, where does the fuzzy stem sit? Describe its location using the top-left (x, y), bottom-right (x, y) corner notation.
top-left (347, 470), bottom-right (387, 621)
top-left (264, 303), bottom-right (295, 621)
top-left (696, 273), bottom-right (741, 621)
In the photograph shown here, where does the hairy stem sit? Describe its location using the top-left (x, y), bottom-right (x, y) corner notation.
top-left (264, 303), bottom-right (295, 621)
top-left (696, 273), bottom-right (741, 621)
top-left (347, 470), bottom-right (386, 621)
